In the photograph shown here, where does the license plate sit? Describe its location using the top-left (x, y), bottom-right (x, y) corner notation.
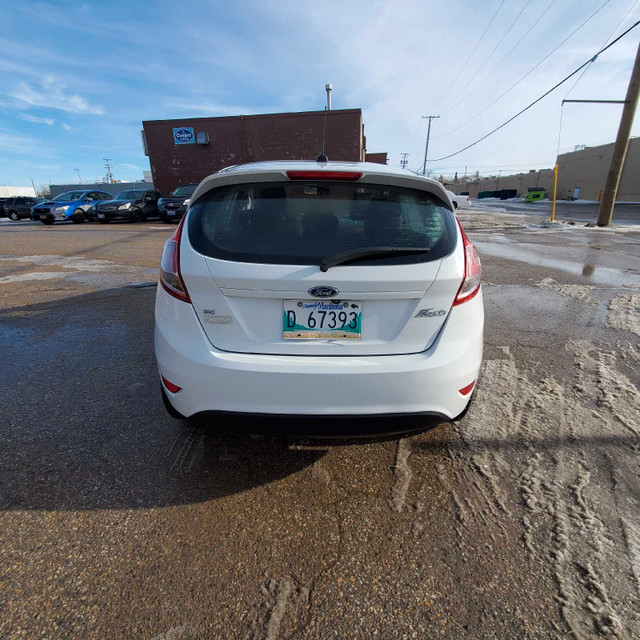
top-left (283, 300), bottom-right (362, 339)
top-left (97, 213), bottom-right (105, 219)
top-left (166, 210), bottom-right (175, 216)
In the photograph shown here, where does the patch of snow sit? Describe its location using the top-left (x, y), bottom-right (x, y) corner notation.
top-left (535, 277), bottom-right (597, 305)
top-left (608, 293), bottom-right (640, 337)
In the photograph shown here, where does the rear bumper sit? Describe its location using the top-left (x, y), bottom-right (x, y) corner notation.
top-left (155, 287), bottom-right (484, 419)
top-left (159, 206), bottom-right (187, 220)
top-left (95, 210), bottom-right (128, 220)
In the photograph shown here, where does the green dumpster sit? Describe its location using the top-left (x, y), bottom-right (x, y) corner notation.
top-left (525, 187), bottom-right (546, 203)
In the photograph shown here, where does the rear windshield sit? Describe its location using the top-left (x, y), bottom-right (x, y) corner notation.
top-left (115, 190), bottom-right (144, 200)
top-left (172, 185), bottom-right (197, 196)
top-left (188, 181), bottom-right (457, 266)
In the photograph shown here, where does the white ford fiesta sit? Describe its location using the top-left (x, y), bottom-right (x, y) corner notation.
top-left (155, 160), bottom-right (483, 426)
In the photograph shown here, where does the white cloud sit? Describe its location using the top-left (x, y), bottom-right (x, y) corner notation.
top-left (0, 130), bottom-right (43, 155)
top-left (10, 79), bottom-right (104, 115)
top-left (120, 163), bottom-right (141, 170)
top-left (61, 123), bottom-right (74, 132)
top-left (21, 114), bottom-right (55, 126)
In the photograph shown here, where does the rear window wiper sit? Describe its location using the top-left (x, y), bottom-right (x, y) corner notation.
top-left (319, 246), bottom-right (431, 272)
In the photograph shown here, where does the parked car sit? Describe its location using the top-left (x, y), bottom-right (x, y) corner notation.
top-left (156, 160), bottom-right (483, 431)
top-left (0, 197), bottom-right (12, 218)
top-left (446, 190), bottom-right (471, 209)
top-left (3, 196), bottom-right (44, 220)
top-left (93, 189), bottom-right (163, 223)
top-left (32, 190), bottom-right (112, 225)
top-left (158, 184), bottom-right (198, 222)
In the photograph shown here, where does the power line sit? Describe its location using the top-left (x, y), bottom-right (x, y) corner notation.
top-left (563, 0), bottom-right (640, 101)
top-left (430, 19), bottom-right (640, 162)
top-left (441, 0), bottom-right (559, 117)
top-left (433, 0), bottom-right (612, 140)
top-left (440, 0), bottom-right (535, 114)
top-left (556, 0), bottom-right (640, 159)
top-left (430, 0), bottom-right (506, 110)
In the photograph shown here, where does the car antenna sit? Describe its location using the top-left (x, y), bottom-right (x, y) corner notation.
top-left (316, 107), bottom-right (329, 163)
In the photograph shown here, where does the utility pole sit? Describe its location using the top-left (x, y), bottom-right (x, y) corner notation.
top-left (103, 158), bottom-right (114, 184)
top-left (597, 41), bottom-right (640, 226)
top-left (400, 153), bottom-right (410, 169)
top-left (421, 115), bottom-right (439, 175)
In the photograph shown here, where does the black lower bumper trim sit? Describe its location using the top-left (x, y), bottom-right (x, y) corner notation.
top-left (184, 409), bottom-right (449, 438)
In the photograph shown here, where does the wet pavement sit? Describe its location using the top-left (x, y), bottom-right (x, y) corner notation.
top-left (1, 212), bottom-right (639, 639)
top-left (470, 198), bottom-right (640, 226)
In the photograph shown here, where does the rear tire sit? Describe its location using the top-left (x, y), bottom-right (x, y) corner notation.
top-left (8, 212), bottom-right (19, 221)
top-left (72, 211), bottom-right (85, 224)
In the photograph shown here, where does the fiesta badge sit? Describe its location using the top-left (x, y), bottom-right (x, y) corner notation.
top-left (308, 286), bottom-right (339, 298)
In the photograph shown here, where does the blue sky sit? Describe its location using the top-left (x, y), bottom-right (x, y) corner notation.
top-left (1, 0), bottom-right (639, 190)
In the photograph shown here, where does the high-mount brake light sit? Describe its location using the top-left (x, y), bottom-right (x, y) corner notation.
top-left (286, 170), bottom-right (362, 181)
top-left (452, 219), bottom-right (482, 306)
top-left (160, 216), bottom-right (191, 303)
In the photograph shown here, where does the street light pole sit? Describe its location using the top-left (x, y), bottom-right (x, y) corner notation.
top-left (421, 115), bottom-right (439, 175)
top-left (597, 41), bottom-right (640, 226)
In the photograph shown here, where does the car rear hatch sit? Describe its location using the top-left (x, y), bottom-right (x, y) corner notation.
top-left (179, 170), bottom-right (463, 356)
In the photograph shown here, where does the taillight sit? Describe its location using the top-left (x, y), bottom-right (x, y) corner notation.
top-left (160, 216), bottom-right (191, 303)
top-left (285, 170), bottom-right (362, 181)
top-left (452, 220), bottom-right (481, 306)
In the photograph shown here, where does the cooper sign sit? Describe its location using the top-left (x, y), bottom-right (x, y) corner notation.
top-left (173, 127), bottom-right (195, 145)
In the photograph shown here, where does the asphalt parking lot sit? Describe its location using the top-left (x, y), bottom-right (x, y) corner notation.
top-left (1, 212), bottom-right (640, 638)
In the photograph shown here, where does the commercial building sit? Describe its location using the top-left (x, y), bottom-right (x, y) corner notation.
top-left (142, 109), bottom-right (385, 195)
top-left (454, 137), bottom-right (640, 202)
top-left (0, 186), bottom-right (36, 197)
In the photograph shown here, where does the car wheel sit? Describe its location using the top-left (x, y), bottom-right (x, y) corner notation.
top-left (130, 208), bottom-right (143, 223)
top-left (41, 219), bottom-right (54, 226)
top-left (72, 211), bottom-right (85, 224)
top-left (8, 212), bottom-right (19, 221)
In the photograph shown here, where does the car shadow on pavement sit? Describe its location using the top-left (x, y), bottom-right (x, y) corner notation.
top-left (0, 285), bottom-right (441, 512)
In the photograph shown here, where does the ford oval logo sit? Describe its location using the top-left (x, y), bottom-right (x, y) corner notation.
top-left (308, 286), bottom-right (339, 298)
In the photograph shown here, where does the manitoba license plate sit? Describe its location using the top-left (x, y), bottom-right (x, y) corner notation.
top-left (283, 300), bottom-right (362, 339)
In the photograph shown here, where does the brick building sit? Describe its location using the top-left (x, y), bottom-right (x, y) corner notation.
top-left (142, 109), bottom-right (385, 195)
